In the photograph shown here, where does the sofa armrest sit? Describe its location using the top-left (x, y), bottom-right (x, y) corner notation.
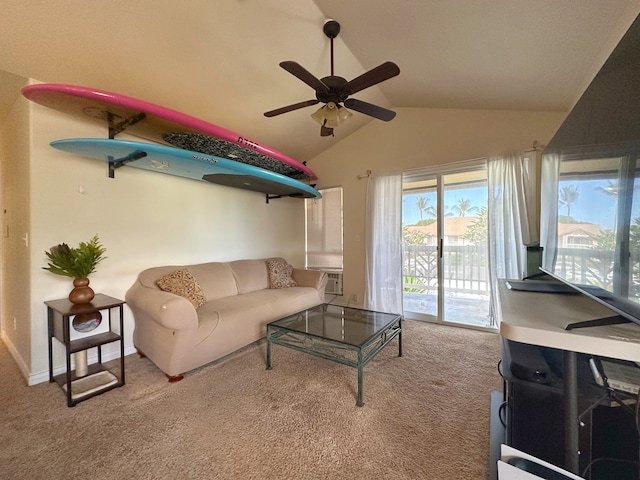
top-left (125, 283), bottom-right (198, 331)
top-left (292, 268), bottom-right (328, 292)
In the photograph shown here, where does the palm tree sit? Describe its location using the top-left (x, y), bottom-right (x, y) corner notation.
top-left (415, 197), bottom-right (436, 221)
top-left (559, 185), bottom-right (579, 217)
top-left (415, 197), bottom-right (428, 221)
top-left (451, 198), bottom-right (477, 217)
top-left (596, 180), bottom-right (619, 197)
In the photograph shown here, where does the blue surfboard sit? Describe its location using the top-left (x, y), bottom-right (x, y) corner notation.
top-left (49, 138), bottom-right (321, 199)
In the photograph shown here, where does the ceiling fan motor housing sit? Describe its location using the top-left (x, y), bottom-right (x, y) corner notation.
top-left (316, 76), bottom-right (348, 104)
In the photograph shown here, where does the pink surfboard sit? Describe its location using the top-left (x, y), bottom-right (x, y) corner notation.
top-left (22, 83), bottom-right (317, 180)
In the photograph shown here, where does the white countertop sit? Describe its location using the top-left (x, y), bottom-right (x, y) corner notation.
top-left (498, 279), bottom-right (640, 362)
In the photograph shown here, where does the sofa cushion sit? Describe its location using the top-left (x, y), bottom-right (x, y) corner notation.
top-left (228, 259), bottom-right (269, 294)
top-left (189, 262), bottom-right (239, 301)
top-left (266, 259), bottom-right (297, 289)
top-left (208, 287), bottom-right (322, 327)
top-left (156, 269), bottom-right (207, 309)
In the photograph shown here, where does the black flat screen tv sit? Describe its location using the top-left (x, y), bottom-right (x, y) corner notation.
top-left (540, 267), bottom-right (640, 330)
top-left (541, 13), bottom-right (640, 330)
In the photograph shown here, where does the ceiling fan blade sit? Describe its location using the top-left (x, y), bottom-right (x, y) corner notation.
top-left (343, 61), bottom-right (400, 96)
top-left (344, 98), bottom-right (396, 121)
top-left (264, 99), bottom-right (319, 117)
top-left (320, 125), bottom-right (334, 137)
top-left (280, 61), bottom-right (329, 93)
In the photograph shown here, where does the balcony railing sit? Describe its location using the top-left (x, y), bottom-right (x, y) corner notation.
top-left (556, 247), bottom-right (640, 297)
top-left (403, 244), bottom-right (640, 297)
top-left (402, 244), bottom-right (490, 296)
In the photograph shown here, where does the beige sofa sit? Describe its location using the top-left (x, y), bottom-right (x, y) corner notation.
top-left (125, 258), bottom-right (327, 381)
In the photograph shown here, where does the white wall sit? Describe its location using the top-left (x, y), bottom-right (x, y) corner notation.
top-left (307, 107), bottom-right (567, 306)
top-left (5, 85), bottom-right (306, 384)
top-left (0, 76), bottom-right (31, 377)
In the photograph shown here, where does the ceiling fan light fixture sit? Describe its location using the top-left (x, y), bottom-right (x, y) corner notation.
top-left (311, 102), bottom-right (351, 128)
top-left (337, 104), bottom-right (353, 122)
top-left (310, 106), bottom-right (328, 126)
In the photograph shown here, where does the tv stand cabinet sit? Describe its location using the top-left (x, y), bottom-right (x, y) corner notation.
top-left (498, 279), bottom-right (640, 476)
top-left (500, 339), bottom-right (639, 478)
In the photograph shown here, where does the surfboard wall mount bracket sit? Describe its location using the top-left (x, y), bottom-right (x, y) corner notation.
top-left (266, 192), bottom-right (311, 203)
top-left (107, 111), bottom-right (147, 139)
top-left (108, 150), bottom-right (148, 178)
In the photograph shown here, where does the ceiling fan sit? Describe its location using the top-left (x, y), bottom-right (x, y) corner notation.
top-left (264, 20), bottom-right (400, 137)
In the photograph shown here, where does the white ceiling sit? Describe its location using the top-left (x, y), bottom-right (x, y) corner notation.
top-left (0, 0), bottom-right (638, 163)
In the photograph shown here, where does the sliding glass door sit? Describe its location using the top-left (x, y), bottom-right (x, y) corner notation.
top-left (403, 162), bottom-right (493, 329)
top-left (402, 174), bottom-right (439, 319)
top-left (441, 170), bottom-right (491, 327)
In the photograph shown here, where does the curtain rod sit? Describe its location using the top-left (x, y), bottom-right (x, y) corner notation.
top-left (524, 140), bottom-right (545, 152)
top-left (357, 170), bottom-right (372, 180)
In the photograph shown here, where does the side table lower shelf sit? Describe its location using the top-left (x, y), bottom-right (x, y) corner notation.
top-left (53, 363), bottom-right (122, 404)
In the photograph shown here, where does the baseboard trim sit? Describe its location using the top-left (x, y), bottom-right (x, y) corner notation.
top-left (1, 330), bottom-right (31, 381)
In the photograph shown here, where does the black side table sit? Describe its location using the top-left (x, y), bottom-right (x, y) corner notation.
top-left (45, 294), bottom-right (125, 407)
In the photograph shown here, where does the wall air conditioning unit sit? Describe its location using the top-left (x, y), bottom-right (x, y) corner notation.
top-left (324, 271), bottom-right (343, 296)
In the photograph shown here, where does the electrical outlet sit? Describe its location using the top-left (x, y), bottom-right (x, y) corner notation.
top-left (13, 317), bottom-right (17, 330)
top-left (352, 294), bottom-right (358, 303)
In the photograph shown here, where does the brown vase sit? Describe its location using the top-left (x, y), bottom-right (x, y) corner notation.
top-left (68, 277), bottom-right (95, 305)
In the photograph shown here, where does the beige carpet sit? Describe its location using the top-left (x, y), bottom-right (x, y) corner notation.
top-left (0, 320), bottom-right (501, 479)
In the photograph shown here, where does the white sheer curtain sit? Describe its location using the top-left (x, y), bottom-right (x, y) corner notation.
top-left (363, 173), bottom-right (403, 314)
top-left (539, 152), bottom-right (560, 270)
top-left (487, 151), bottom-right (539, 320)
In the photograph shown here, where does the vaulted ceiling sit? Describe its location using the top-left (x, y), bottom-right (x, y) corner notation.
top-left (1, 1), bottom-right (638, 162)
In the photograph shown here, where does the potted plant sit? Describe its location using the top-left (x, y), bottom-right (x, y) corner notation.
top-left (43, 235), bottom-right (107, 304)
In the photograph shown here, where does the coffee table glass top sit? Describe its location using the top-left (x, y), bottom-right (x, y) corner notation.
top-left (268, 304), bottom-right (401, 347)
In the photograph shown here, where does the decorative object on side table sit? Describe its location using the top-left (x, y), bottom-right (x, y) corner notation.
top-left (43, 234), bottom-right (107, 305)
top-left (43, 235), bottom-right (108, 384)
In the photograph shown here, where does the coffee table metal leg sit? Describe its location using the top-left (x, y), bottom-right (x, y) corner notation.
top-left (357, 350), bottom-right (364, 407)
top-left (266, 329), bottom-right (272, 370)
top-left (398, 318), bottom-right (403, 357)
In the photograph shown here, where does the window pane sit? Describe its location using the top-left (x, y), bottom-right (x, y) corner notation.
top-left (557, 158), bottom-right (620, 288)
top-left (305, 187), bottom-right (343, 270)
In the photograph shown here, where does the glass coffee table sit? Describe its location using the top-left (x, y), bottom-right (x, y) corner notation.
top-left (266, 304), bottom-right (402, 406)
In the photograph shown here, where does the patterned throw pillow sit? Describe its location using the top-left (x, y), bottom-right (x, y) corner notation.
top-left (156, 269), bottom-right (207, 309)
top-left (266, 259), bottom-right (297, 289)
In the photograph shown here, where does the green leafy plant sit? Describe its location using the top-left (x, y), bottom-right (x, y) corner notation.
top-left (403, 275), bottom-right (427, 293)
top-left (43, 235), bottom-right (107, 278)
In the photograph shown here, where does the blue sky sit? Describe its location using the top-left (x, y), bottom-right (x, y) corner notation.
top-left (558, 178), bottom-right (640, 231)
top-left (403, 179), bottom-right (640, 230)
top-left (402, 177), bottom-right (640, 230)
